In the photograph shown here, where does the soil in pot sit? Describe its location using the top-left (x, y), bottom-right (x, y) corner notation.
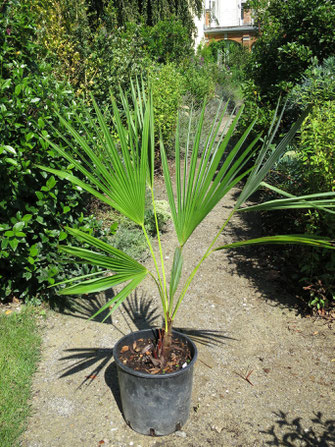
top-left (118, 330), bottom-right (192, 375)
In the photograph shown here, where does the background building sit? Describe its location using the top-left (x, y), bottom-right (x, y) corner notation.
top-left (195, 0), bottom-right (257, 49)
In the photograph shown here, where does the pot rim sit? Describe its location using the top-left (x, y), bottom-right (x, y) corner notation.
top-left (113, 328), bottom-right (198, 379)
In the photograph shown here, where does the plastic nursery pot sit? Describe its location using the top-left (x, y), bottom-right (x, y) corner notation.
top-left (113, 328), bottom-right (198, 436)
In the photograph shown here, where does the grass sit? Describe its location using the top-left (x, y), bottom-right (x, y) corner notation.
top-left (0, 306), bottom-right (42, 447)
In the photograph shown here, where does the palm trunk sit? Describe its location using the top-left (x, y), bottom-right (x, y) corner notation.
top-left (163, 317), bottom-right (173, 352)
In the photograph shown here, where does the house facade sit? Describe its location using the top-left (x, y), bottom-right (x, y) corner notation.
top-left (195, 0), bottom-right (257, 49)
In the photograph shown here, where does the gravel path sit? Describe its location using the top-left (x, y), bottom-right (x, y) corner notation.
top-left (21, 174), bottom-right (335, 447)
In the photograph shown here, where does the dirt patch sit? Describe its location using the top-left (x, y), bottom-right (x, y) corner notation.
top-left (21, 176), bottom-right (335, 447)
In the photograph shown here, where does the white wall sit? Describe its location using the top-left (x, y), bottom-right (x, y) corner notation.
top-left (216, 0), bottom-right (241, 27)
top-left (194, 0), bottom-right (244, 47)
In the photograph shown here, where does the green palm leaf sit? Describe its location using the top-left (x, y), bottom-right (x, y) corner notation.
top-left (235, 105), bottom-right (311, 208)
top-left (161, 101), bottom-right (260, 246)
top-left (213, 235), bottom-right (335, 252)
top-left (239, 182), bottom-right (335, 214)
top-left (39, 94), bottom-right (154, 226)
top-left (55, 227), bottom-right (148, 302)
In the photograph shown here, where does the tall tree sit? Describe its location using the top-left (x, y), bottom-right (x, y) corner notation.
top-left (108, 0), bottom-right (203, 37)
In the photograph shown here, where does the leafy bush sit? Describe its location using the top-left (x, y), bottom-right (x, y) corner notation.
top-left (299, 101), bottom-right (335, 192)
top-left (181, 58), bottom-right (216, 104)
top-left (150, 63), bottom-right (184, 144)
top-left (287, 57), bottom-right (335, 117)
top-left (81, 22), bottom-right (152, 106)
top-left (207, 39), bottom-right (251, 83)
top-left (265, 101), bottom-right (335, 310)
top-left (247, 0), bottom-right (335, 103)
top-left (0, 1), bottom-right (106, 303)
top-left (142, 18), bottom-right (193, 64)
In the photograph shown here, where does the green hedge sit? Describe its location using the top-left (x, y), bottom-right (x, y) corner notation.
top-left (0, 1), bottom-right (105, 303)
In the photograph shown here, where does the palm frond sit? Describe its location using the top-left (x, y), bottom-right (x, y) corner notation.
top-left (213, 235), bottom-right (335, 252)
top-left (161, 101), bottom-right (259, 246)
top-left (236, 106), bottom-right (311, 208)
top-left (39, 93), bottom-right (153, 226)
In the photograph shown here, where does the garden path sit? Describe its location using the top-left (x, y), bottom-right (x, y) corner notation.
top-left (21, 170), bottom-right (335, 447)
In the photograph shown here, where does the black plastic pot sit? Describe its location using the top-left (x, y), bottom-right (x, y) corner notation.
top-left (113, 328), bottom-right (198, 436)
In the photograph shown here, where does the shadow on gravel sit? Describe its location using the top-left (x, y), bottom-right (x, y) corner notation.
top-left (58, 347), bottom-right (122, 412)
top-left (120, 290), bottom-right (234, 346)
top-left (53, 289), bottom-right (115, 324)
top-left (261, 410), bottom-right (335, 446)
top-left (223, 189), bottom-right (306, 313)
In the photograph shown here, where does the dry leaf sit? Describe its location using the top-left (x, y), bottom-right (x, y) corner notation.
top-left (120, 345), bottom-right (129, 353)
top-left (5, 310), bottom-right (12, 315)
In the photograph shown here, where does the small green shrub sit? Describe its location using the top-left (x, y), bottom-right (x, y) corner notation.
top-left (286, 56), bottom-right (335, 123)
top-left (150, 63), bottom-right (184, 144)
top-left (144, 200), bottom-right (171, 236)
top-left (299, 101), bottom-right (335, 192)
top-left (181, 59), bottom-right (216, 104)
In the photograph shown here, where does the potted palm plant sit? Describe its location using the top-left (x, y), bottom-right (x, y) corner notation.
top-left (39, 82), bottom-right (335, 436)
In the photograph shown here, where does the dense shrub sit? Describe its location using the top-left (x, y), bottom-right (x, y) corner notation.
top-left (181, 58), bottom-right (216, 104)
top-left (287, 57), bottom-right (335, 118)
top-left (247, 0), bottom-right (335, 104)
top-left (299, 101), bottom-right (335, 192)
top-left (150, 63), bottom-right (184, 144)
top-left (0, 1), bottom-right (106, 303)
top-left (206, 39), bottom-right (251, 83)
top-left (142, 18), bottom-right (193, 64)
top-left (266, 99), bottom-right (335, 310)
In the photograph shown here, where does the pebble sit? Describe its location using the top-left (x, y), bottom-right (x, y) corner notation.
top-left (175, 431), bottom-right (187, 438)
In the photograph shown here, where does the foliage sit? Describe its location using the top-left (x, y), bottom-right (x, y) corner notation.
top-left (39, 83), bottom-right (335, 360)
top-left (290, 102), bottom-right (335, 307)
top-left (265, 58), bottom-right (335, 309)
top-left (32, 0), bottom-right (90, 86)
top-left (142, 18), bottom-right (193, 64)
top-left (32, 1), bottom-right (150, 105)
top-left (299, 101), bottom-right (335, 192)
top-left (232, 79), bottom-right (274, 146)
top-left (247, 0), bottom-right (335, 102)
top-left (81, 22), bottom-right (151, 105)
top-left (0, 306), bottom-right (41, 447)
top-left (181, 57), bottom-right (217, 105)
top-left (150, 63), bottom-right (184, 144)
top-left (0, 0), bottom-right (106, 302)
top-left (108, 0), bottom-right (202, 38)
top-left (104, 200), bottom-right (170, 261)
top-left (206, 39), bottom-right (251, 83)
top-left (287, 57), bottom-right (335, 115)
